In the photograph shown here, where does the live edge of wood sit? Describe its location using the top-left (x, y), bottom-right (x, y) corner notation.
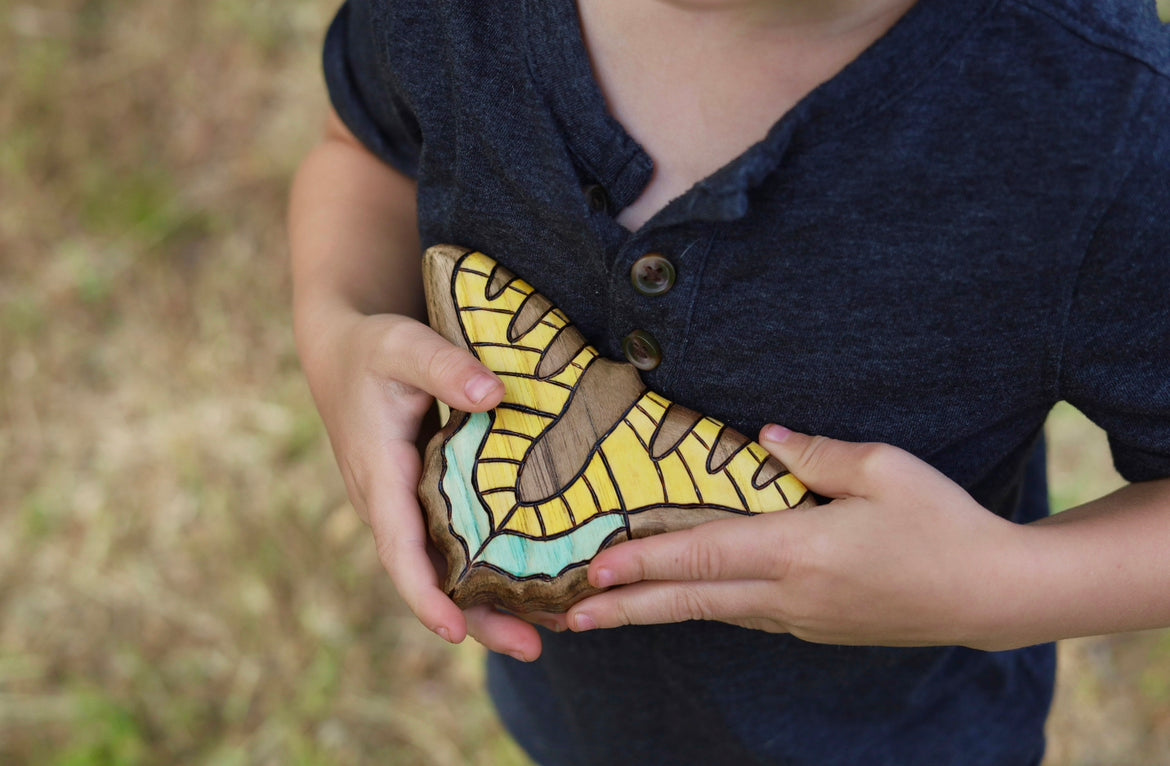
top-left (421, 407), bottom-right (626, 613)
top-left (420, 244), bottom-right (613, 613)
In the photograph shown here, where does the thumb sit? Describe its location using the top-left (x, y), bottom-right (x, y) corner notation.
top-left (759, 425), bottom-right (889, 500)
top-left (378, 317), bottom-right (504, 412)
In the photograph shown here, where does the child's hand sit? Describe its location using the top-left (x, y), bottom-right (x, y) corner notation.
top-left (301, 309), bottom-right (555, 660)
top-left (565, 427), bottom-right (1026, 649)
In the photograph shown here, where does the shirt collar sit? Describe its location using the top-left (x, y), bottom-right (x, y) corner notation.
top-left (524, 0), bottom-right (1001, 227)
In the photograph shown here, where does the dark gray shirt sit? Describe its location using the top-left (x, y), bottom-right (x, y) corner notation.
top-left (324, 0), bottom-right (1170, 762)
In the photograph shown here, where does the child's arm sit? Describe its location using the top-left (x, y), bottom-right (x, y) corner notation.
top-left (565, 427), bottom-right (1170, 650)
top-left (289, 110), bottom-right (547, 660)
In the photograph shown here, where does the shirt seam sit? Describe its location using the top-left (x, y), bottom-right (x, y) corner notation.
top-left (1009, 0), bottom-right (1170, 78)
top-left (744, 0), bottom-right (1004, 188)
top-left (659, 235), bottom-right (713, 393)
top-left (1050, 71), bottom-right (1157, 407)
top-left (519, 0), bottom-right (652, 208)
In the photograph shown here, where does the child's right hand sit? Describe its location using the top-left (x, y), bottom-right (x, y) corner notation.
top-left (300, 308), bottom-right (554, 660)
top-left (290, 108), bottom-right (558, 659)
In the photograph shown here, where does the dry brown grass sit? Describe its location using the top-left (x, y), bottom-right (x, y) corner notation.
top-left (1044, 405), bottom-right (1170, 765)
top-left (1, 2), bottom-right (1167, 764)
top-left (1, 1), bottom-right (525, 763)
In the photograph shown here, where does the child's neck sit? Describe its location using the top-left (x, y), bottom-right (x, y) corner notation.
top-left (577, 0), bottom-right (918, 230)
top-left (629, 0), bottom-right (915, 35)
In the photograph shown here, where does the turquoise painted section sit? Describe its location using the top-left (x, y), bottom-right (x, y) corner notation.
top-left (443, 410), bottom-right (624, 579)
top-left (442, 411), bottom-right (493, 557)
top-left (474, 513), bottom-right (625, 579)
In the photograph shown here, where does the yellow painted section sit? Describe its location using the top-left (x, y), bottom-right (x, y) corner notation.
top-left (482, 431), bottom-right (533, 461)
top-left (624, 396), bottom-right (659, 446)
top-left (460, 313), bottom-right (511, 355)
top-left (477, 461), bottom-right (519, 492)
top-left (446, 250), bottom-right (811, 552)
top-left (512, 318), bottom-right (562, 349)
top-left (504, 506), bottom-right (547, 537)
top-left (674, 435), bottom-right (743, 508)
top-left (598, 426), bottom-right (668, 510)
top-left (548, 347), bottom-right (597, 386)
top-left (644, 390), bottom-right (669, 409)
top-left (723, 453), bottom-right (772, 513)
top-left (493, 409), bottom-right (553, 439)
top-left (638, 392), bottom-right (667, 418)
top-left (689, 417), bottom-right (724, 452)
top-left (498, 375), bottom-right (569, 416)
top-left (475, 345), bottom-right (542, 376)
top-left (559, 475), bottom-right (604, 523)
top-left (535, 497), bottom-right (576, 536)
top-left (483, 490), bottom-right (517, 526)
top-left (581, 458), bottom-right (623, 516)
top-left (456, 268), bottom-right (531, 316)
top-left (777, 473), bottom-right (809, 509)
top-left (657, 451), bottom-right (699, 505)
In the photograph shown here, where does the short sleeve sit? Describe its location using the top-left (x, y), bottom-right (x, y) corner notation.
top-left (1058, 76), bottom-right (1170, 482)
top-left (322, 0), bottom-right (422, 176)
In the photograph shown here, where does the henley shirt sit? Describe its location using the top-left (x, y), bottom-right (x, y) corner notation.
top-left (323, 0), bottom-right (1170, 762)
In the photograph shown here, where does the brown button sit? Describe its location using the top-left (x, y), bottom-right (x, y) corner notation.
top-left (622, 330), bottom-right (662, 371)
top-left (631, 254), bottom-right (676, 296)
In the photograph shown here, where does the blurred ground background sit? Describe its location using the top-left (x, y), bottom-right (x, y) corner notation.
top-left (1, 1), bottom-right (1168, 764)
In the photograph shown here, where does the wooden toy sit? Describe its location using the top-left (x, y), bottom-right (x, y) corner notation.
top-left (420, 246), bottom-right (813, 613)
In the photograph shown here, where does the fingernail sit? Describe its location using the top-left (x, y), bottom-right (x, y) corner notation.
top-left (761, 425), bottom-right (792, 444)
top-left (436, 626), bottom-right (452, 643)
top-left (508, 651), bottom-right (529, 662)
top-left (464, 373), bottom-right (499, 404)
top-left (573, 614), bottom-right (597, 632)
top-left (593, 568), bottom-right (615, 588)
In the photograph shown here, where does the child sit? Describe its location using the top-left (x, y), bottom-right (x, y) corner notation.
top-left (289, 0), bottom-right (1170, 762)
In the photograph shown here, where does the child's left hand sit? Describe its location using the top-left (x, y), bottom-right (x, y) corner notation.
top-left (566, 426), bottom-right (1027, 649)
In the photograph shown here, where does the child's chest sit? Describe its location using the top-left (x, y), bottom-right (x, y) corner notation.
top-left (576, 3), bottom-right (873, 230)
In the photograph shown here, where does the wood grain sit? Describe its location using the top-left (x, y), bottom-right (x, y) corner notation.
top-left (418, 245), bottom-right (814, 613)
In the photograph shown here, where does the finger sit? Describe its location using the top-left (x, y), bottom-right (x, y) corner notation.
top-left (759, 425), bottom-right (901, 499)
top-left (516, 610), bottom-right (569, 633)
top-left (567, 580), bottom-right (777, 632)
top-left (367, 439), bottom-right (468, 643)
top-left (465, 605), bottom-right (544, 662)
top-left (376, 318), bottom-right (503, 412)
top-left (587, 515), bottom-right (789, 587)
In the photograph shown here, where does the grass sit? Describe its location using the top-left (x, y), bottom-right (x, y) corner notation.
top-left (1043, 405), bottom-right (1170, 765)
top-left (0, 1), bottom-right (527, 763)
top-left (0, 1), bottom-right (1166, 764)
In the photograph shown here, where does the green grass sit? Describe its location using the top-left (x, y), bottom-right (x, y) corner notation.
top-left (1044, 402), bottom-right (1127, 513)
